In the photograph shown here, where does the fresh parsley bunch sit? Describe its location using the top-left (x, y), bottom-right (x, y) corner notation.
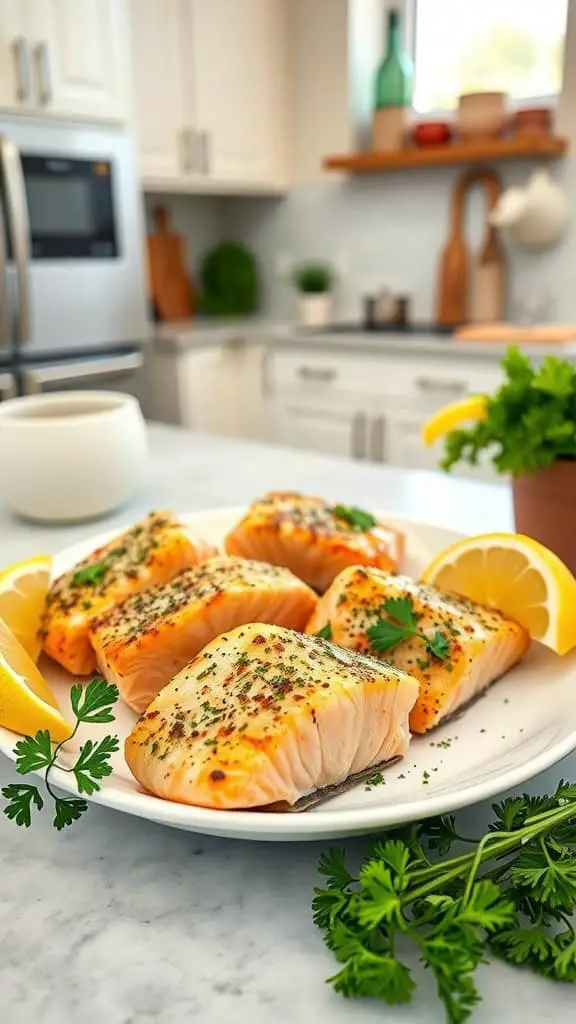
top-left (2, 677), bottom-right (119, 830)
top-left (442, 346), bottom-right (576, 476)
top-left (313, 781), bottom-right (576, 1023)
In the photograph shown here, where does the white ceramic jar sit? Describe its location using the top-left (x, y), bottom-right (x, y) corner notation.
top-left (0, 391), bottom-right (148, 523)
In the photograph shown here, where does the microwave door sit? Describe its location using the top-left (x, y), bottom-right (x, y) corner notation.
top-left (0, 137), bottom-right (30, 351)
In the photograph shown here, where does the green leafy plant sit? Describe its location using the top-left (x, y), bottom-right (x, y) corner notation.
top-left (198, 241), bottom-right (261, 316)
top-left (291, 260), bottom-right (335, 294)
top-left (442, 345), bottom-right (576, 476)
top-left (313, 781), bottom-right (576, 1023)
top-left (2, 677), bottom-right (119, 830)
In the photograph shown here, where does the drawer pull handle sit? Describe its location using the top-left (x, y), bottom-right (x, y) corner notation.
top-left (416, 376), bottom-right (466, 393)
top-left (297, 365), bottom-right (337, 382)
top-left (352, 411), bottom-right (366, 459)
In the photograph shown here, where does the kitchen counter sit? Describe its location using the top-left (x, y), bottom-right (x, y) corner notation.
top-left (0, 423), bottom-right (574, 1024)
top-left (152, 317), bottom-right (576, 361)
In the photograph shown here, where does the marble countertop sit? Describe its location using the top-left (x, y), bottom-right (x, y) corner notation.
top-left (1, 423), bottom-right (575, 1024)
top-left (151, 317), bottom-right (576, 361)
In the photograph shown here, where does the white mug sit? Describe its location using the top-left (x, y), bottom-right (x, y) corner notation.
top-left (0, 391), bottom-right (148, 523)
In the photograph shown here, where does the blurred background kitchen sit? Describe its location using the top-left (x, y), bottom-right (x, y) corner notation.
top-left (0, 0), bottom-right (575, 482)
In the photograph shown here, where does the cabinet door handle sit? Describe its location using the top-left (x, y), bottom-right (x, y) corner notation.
top-left (181, 129), bottom-right (195, 172)
top-left (12, 38), bottom-right (30, 102)
top-left (415, 376), bottom-right (466, 394)
top-left (352, 411), bottom-right (367, 460)
top-left (297, 365), bottom-right (337, 382)
top-left (200, 131), bottom-right (210, 174)
top-left (370, 415), bottom-right (385, 462)
top-left (34, 42), bottom-right (52, 105)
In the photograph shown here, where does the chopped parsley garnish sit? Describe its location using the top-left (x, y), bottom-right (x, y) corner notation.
top-left (365, 771), bottom-right (386, 791)
top-left (330, 504), bottom-right (377, 532)
top-left (367, 596), bottom-right (451, 662)
top-left (316, 623), bottom-right (333, 641)
top-left (72, 562), bottom-right (109, 587)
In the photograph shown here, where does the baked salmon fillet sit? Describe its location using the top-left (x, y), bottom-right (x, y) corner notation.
top-left (90, 556), bottom-right (318, 714)
top-left (224, 491), bottom-right (404, 592)
top-left (124, 622), bottom-right (419, 809)
top-left (306, 566), bottom-right (529, 734)
top-left (42, 511), bottom-right (217, 676)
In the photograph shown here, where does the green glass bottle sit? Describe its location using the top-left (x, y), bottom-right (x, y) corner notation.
top-left (372, 8), bottom-right (413, 150)
top-left (374, 7), bottom-right (413, 110)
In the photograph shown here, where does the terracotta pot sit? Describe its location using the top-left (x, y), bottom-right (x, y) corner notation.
top-left (512, 460), bottom-right (576, 573)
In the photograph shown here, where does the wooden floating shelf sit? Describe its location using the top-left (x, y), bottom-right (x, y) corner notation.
top-left (323, 135), bottom-right (568, 174)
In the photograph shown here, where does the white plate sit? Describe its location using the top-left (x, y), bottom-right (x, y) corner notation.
top-left (1, 507), bottom-right (576, 842)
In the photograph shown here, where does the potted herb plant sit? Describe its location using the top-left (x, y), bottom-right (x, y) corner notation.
top-left (291, 260), bottom-right (335, 327)
top-left (435, 345), bottom-right (576, 573)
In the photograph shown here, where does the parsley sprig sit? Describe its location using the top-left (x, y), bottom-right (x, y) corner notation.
top-left (330, 505), bottom-right (377, 532)
top-left (72, 561), bottom-right (108, 587)
top-left (2, 678), bottom-right (119, 831)
top-left (313, 781), bottom-right (576, 1023)
top-left (367, 596), bottom-right (451, 662)
top-left (442, 346), bottom-right (576, 477)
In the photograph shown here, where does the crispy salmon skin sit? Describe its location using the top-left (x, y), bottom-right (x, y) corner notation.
top-left (306, 566), bottom-right (529, 734)
top-left (224, 491), bottom-right (404, 592)
top-left (90, 556), bottom-right (318, 714)
top-left (124, 622), bottom-right (419, 809)
top-left (42, 511), bottom-right (217, 675)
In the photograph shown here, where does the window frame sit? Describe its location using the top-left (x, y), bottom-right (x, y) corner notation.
top-left (400, 0), bottom-right (565, 119)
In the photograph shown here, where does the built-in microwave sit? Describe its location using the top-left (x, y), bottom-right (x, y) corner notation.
top-left (4, 152), bottom-right (119, 260)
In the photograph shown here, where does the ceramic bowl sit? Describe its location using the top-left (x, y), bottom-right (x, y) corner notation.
top-left (457, 91), bottom-right (508, 140)
top-left (412, 120), bottom-right (453, 147)
top-left (0, 391), bottom-right (148, 522)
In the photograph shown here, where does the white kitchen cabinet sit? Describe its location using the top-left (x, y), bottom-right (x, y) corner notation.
top-left (264, 345), bottom-right (504, 480)
top-left (0, 2), bottom-right (27, 112)
top-left (146, 338), bottom-right (269, 442)
top-left (190, 0), bottom-right (286, 186)
top-left (130, 0), bottom-right (185, 180)
top-left (0, 0), bottom-right (130, 122)
top-left (130, 0), bottom-right (288, 192)
top-left (31, 0), bottom-right (130, 122)
top-left (272, 399), bottom-right (366, 459)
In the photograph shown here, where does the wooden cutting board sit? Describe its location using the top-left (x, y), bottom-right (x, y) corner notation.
top-left (455, 323), bottom-right (576, 343)
top-left (146, 205), bottom-right (194, 321)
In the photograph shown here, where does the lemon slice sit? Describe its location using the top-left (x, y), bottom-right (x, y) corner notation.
top-left (0, 554), bottom-right (52, 662)
top-left (421, 532), bottom-right (576, 655)
top-left (0, 618), bottom-right (72, 741)
top-left (421, 395), bottom-right (487, 447)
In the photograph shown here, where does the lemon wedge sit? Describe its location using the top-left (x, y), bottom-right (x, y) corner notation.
top-left (0, 618), bottom-right (72, 741)
top-left (421, 395), bottom-right (488, 447)
top-left (421, 532), bottom-right (576, 656)
top-left (0, 554), bottom-right (52, 662)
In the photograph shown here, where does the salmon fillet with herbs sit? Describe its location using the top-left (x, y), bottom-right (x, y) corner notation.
top-left (124, 622), bottom-right (419, 809)
top-left (42, 511), bottom-right (217, 676)
top-left (306, 566), bottom-right (529, 734)
top-left (90, 556), bottom-right (318, 714)
top-left (224, 491), bottom-right (404, 592)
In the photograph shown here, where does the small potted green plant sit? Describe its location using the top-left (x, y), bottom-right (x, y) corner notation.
top-left (291, 260), bottom-right (335, 327)
top-left (437, 345), bottom-right (576, 572)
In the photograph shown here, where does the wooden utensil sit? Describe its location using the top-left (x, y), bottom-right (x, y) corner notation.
top-left (146, 205), bottom-right (194, 321)
top-left (436, 167), bottom-right (505, 325)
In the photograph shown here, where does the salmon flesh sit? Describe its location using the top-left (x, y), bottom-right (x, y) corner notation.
top-left (42, 511), bottom-right (217, 675)
top-left (225, 491), bottom-right (404, 592)
top-left (124, 622), bottom-right (419, 809)
top-left (90, 556), bottom-right (318, 714)
top-left (306, 566), bottom-right (529, 733)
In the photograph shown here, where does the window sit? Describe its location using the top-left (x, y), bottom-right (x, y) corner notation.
top-left (412, 0), bottom-right (568, 114)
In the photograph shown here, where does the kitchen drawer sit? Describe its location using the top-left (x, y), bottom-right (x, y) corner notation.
top-left (265, 349), bottom-right (504, 402)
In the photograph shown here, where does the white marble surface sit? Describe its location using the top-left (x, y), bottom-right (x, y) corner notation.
top-left (0, 423), bottom-right (575, 1024)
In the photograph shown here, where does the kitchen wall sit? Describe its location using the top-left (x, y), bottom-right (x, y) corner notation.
top-left (143, 193), bottom-right (222, 279)
top-left (161, 0), bottom-right (576, 325)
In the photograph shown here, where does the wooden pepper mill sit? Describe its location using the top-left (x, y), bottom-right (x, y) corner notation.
top-left (436, 167), bottom-right (506, 326)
